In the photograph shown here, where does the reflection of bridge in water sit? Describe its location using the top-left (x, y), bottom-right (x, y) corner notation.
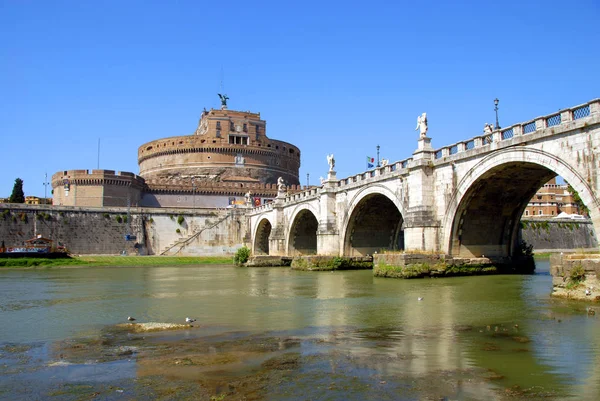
top-left (249, 99), bottom-right (600, 262)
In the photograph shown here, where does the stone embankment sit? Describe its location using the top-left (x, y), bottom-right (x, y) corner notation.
top-left (550, 253), bottom-right (600, 302)
top-left (373, 253), bottom-right (535, 278)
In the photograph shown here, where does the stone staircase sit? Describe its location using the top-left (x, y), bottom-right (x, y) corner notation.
top-left (160, 214), bottom-right (230, 255)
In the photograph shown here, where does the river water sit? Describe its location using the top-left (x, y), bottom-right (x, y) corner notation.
top-left (0, 260), bottom-right (599, 400)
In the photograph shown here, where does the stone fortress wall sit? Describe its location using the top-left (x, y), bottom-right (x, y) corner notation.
top-left (0, 203), bottom-right (249, 256)
top-left (52, 170), bottom-right (145, 208)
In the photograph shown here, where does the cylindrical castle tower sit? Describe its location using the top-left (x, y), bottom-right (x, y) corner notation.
top-left (137, 108), bottom-right (300, 186)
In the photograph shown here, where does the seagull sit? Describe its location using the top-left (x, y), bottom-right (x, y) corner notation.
top-left (417, 297), bottom-right (424, 301)
top-left (185, 317), bottom-right (196, 323)
top-left (127, 316), bottom-right (136, 322)
top-left (585, 289), bottom-right (592, 296)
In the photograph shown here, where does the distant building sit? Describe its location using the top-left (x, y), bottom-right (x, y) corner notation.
top-left (24, 196), bottom-right (52, 205)
top-left (523, 178), bottom-right (582, 218)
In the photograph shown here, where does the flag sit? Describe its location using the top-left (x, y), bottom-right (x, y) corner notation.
top-left (367, 156), bottom-right (374, 169)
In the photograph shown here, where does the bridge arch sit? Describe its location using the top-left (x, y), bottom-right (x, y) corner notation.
top-left (341, 185), bottom-right (406, 256)
top-left (253, 216), bottom-right (273, 255)
top-left (442, 148), bottom-right (599, 257)
top-left (286, 204), bottom-right (319, 256)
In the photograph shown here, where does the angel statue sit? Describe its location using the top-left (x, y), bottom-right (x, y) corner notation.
top-left (277, 177), bottom-right (286, 192)
top-left (483, 123), bottom-right (493, 135)
top-left (415, 112), bottom-right (428, 139)
top-left (218, 93), bottom-right (229, 108)
top-left (326, 154), bottom-right (335, 172)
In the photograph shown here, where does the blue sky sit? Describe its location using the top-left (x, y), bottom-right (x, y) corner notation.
top-left (1, 0), bottom-right (599, 197)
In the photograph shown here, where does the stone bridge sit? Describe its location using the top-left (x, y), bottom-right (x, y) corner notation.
top-left (248, 99), bottom-right (600, 261)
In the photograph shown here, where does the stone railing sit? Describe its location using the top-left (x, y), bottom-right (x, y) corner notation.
top-left (432, 98), bottom-right (599, 160)
top-left (336, 158), bottom-right (413, 189)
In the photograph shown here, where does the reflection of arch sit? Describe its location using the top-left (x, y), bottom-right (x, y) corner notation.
top-left (341, 185), bottom-right (405, 256)
top-left (253, 217), bottom-right (272, 255)
top-left (442, 148), bottom-right (600, 257)
top-left (287, 204), bottom-right (319, 256)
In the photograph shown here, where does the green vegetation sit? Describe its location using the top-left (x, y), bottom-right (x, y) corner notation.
top-left (176, 228), bottom-right (181, 234)
top-left (291, 256), bottom-right (372, 271)
top-left (177, 215), bottom-right (185, 225)
top-left (1, 209), bottom-right (10, 219)
top-left (567, 185), bottom-right (589, 215)
top-left (234, 246), bottom-right (251, 265)
top-left (566, 265), bottom-right (586, 289)
top-left (517, 240), bottom-right (534, 257)
top-left (122, 215), bottom-right (128, 223)
top-left (20, 213), bottom-right (28, 223)
top-left (116, 215), bottom-right (123, 223)
top-left (9, 178), bottom-right (25, 203)
top-left (0, 255), bottom-right (233, 268)
top-left (36, 212), bottom-right (52, 221)
top-left (103, 213), bottom-right (110, 218)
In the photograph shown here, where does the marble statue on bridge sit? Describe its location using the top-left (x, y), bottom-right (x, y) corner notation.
top-left (327, 154), bottom-right (335, 172)
top-left (416, 113), bottom-right (428, 138)
top-left (277, 177), bottom-right (286, 196)
top-left (483, 123), bottom-right (493, 135)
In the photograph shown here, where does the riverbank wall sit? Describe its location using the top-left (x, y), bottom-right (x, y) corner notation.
top-left (520, 218), bottom-right (597, 252)
top-left (0, 204), bottom-right (249, 256)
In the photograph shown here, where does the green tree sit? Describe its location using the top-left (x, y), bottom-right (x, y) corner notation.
top-left (567, 185), bottom-right (589, 215)
top-left (9, 178), bottom-right (25, 203)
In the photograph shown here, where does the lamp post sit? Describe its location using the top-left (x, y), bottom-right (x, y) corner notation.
top-left (306, 173), bottom-right (309, 187)
top-left (494, 98), bottom-right (501, 130)
top-left (376, 145), bottom-right (380, 168)
top-left (43, 173), bottom-right (50, 204)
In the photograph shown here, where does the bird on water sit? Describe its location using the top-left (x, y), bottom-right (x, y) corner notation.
top-left (186, 317), bottom-right (196, 323)
top-left (127, 316), bottom-right (136, 322)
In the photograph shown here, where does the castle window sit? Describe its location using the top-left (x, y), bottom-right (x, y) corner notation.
top-left (538, 210), bottom-right (543, 215)
top-left (230, 121), bottom-right (234, 131)
top-left (229, 135), bottom-right (248, 145)
top-left (289, 149), bottom-right (294, 154)
top-left (525, 210), bottom-right (529, 216)
top-left (243, 123), bottom-right (247, 132)
top-left (216, 122), bottom-right (221, 129)
top-left (276, 145), bottom-right (279, 150)
top-left (256, 125), bottom-right (260, 134)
